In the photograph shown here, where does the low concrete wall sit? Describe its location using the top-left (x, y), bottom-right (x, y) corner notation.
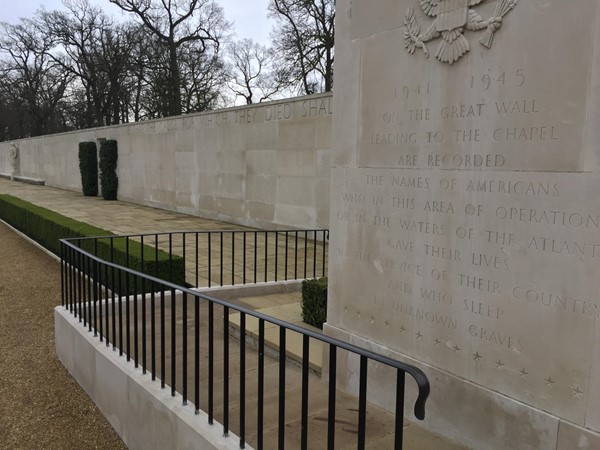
top-left (55, 306), bottom-right (247, 450)
top-left (0, 94), bottom-right (332, 230)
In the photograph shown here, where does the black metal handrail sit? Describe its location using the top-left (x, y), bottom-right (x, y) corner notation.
top-left (60, 232), bottom-right (430, 450)
top-left (65, 229), bottom-right (329, 288)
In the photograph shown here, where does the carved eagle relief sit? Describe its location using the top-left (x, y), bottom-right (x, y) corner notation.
top-left (404, 0), bottom-right (518, 64)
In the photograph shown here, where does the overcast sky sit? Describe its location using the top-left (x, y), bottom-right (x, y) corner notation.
top-left (0, 0), bottom-right (273, 44)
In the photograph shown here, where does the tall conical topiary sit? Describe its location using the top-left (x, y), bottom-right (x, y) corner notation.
top-left (78, 142), bottom-right (98, 196)
top-left (99, 140), bottom-right (118, 200)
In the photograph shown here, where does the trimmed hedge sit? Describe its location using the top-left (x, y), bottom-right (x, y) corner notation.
top-left (99, 140), bottom-right (118, 200)
top-left (78, 141), bottom-right (98, 196)
top-left (0, 195), bottom-right (186, 293)
top-left (301, 277), bottom-right (328, 329)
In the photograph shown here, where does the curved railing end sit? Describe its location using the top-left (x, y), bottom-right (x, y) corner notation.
top-left (413, 374), bottom-right (430, 420)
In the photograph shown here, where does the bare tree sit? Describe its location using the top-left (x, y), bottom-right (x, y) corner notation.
top-left (269, 0), bottom-right (335, 94)
top-left (108, 0), bottom-right (230, 116)
top-left (0, 19), bottom-right (71, 137)
top-left (41, 0), bottom-right (113, 128)
top-left (227, 38), bottom-right (290, 104)
top-left (180, 40), bottom-right (227, 111)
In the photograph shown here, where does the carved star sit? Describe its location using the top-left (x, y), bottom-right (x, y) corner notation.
top-left (473, 352), bottom-right (482, 361)
top-left (519, 368), bottom-right (529, 378)
top-left (370, 315), bottom-right (376, 324)
top-left (399, 326), bottom-right (406, 334)
top-left (356, 310), bottom-right (361, 318)
top-left (384, 320), bottom-right (391, 328)
top-left (495, 360), bottom-right (504, 369)
top-left (433, 338), bottom-right (441, 346)
top-left (416, 331), bottom-right (423, 339)
top-left (453, 344), bottom-right (461, 353)
top-left (544, 377), bottom-right (555, 387)
top-left (571, 386), bottom-right (584, 399)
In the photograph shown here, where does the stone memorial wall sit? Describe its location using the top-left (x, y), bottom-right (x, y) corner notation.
top-left (326, 0), bottom-right (600, 448)
top-left (0, 94), bottom-right (332, 230)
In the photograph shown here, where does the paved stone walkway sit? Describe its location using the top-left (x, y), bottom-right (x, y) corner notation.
top-left (0, 178), bottom-right (327, 288)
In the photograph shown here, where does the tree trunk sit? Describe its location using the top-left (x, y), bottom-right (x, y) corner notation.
top-left (168, 42), bottom-right (182, 116)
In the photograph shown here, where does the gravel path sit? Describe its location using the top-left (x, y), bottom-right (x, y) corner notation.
top-left (0, 222), bottom-right (127, 449)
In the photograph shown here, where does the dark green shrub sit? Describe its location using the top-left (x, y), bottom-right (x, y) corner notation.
top-left (99, 140), bottom-right (118, 200)
top-left (78, 141), bottom-right (98, 196)
top-left (0, 195), bottom-right (186, 293)
top-left (301, 277), bottom-right (328, 329)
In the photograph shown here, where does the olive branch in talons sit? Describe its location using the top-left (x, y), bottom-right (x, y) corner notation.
top-left (404, 6), bottom-right (430, 58)
top-left (403, 0), bottom-right (519, 64)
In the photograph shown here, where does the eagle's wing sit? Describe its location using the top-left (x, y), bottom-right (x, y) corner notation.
top-left (419, 0), bottom-right (439, 17)
top-left (468, 0), bottom-right (486, 6)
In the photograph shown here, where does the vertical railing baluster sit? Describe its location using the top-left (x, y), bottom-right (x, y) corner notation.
top-left (169, 234), bottom-right (173, 283)
top-left (195, 233), bottom-right (199, 287)
top-left (142, 236), bottom-right (146, 373)
top-left (313, 231), bottom-right (317, 277)
top-left (118, 268), bottom-right (123, 356)
top-left (69, 246), bottom-right (74, 319)
top-left (208, 302), bottom-right (214, 424)
top-left (323, 231), bottom-right (328, 277)
top-left (208, 233), bottom-right (212, 288)
top-left (195, 295), bottom-right (200, 414)
top-left (327, 345), bottom-right (337, 450)
top-left (223, 305), bottom-right (229, 435)
top-left (93, 257), bottom-right (98, 337)
top-left (111, 239), bottom-right (116, 349)
top-left (304, 231), bottom-right (308, 279)
top-left (220, 231), bottom-right (223, 286)
top-left (231, 232), bottom-right (235, 285)
top-left (358, 356), bottom-right (368, 450)
top-left (155, 235), bottom-right (159, 280)
top-left (60, 243), bottom-right (65, 307)
top-left (275, 232), bottom-right (279, 282)
top-left (98, 256), bottom-right (103, 342)
top-left (161, 287), bottom-right (166, 388)
top-left (126, 262), bottom-right (130, 361)
top-left (65, 246), bottom-right (69, 312)
top-left (258, 319), bottom-right (265, 450)
top-left (68, 244), bottom-right (72, 311)
top-left (183, 232), bottom-right (186, 283)
top-left (134, 271), bottom-right (139, 367)
top-left (183, 292), bottom-right (188, 404)
top-left (171, 287), bottom-right (177, 397)
top-left (151, 282), bottom-right (156, 380)
top-left (294, 232), bottom-right (298, 279)
top-left (254, 232), bottom-right (257, 283)
top-left (394, 370), bottom-right (406, 450)
top-left (77, 243), bottom-right (82, 321)
top-left (278, 327), bottom-right (286, 450)
top-left (97, 256), bottom-right (106, 342)
top-left (239, 312), bottom-right (246, 448)
top-left (243, 232), bottom-right (247, 285)
top-left (301, 335), bottom-right (310, 450)
top-left (87, 255), bottom-right (92, 333)
top-left (285, 232), bottom-right (289, 281)
top-left (105, 262), bottom-right (110, 346)
top-left (264, 232), bottom-right (268, 283)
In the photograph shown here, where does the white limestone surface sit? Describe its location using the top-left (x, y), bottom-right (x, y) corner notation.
top-left (327, 0), bottom-right (600, 447)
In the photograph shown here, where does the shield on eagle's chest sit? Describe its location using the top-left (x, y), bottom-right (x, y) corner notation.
top-left (436, 0), bottom-right (469, 31)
